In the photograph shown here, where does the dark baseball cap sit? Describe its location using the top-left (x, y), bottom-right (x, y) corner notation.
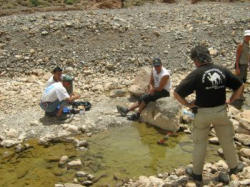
top-left (152, 58), bottom-right (162, 66)
top-left (53, 66), bottom-right (63, 73)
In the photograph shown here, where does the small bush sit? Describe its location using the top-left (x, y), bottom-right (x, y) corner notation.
top-left (30, 0), bottom-right (40, 6)
top-left (64, 0), bottom-right (75, 5)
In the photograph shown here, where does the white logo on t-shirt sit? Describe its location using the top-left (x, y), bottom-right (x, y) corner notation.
top-left (207, 72), bottom-right (222, 86)
top-left (202, 68), bottom-right (225, 90)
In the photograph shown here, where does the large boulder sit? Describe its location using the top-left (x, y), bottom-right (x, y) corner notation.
top-left (140, 97), bottom-right (181, 132)
top-left (128, 67), bottom-right (151, 97)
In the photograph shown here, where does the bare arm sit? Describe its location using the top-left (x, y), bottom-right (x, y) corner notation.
top-left (148, 72), bottom-right (154, 90)
top-left (235, 44), bottom-right (242, 74)
top-left (66, 94), bottom-right (80, 103)
top-left (173, 91), bottom-right (196, 108)
top-left (227, 84), bottom-right (244, 104)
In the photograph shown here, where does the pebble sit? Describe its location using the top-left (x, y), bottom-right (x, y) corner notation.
top-left (67, 159), bottom-right (82, 169)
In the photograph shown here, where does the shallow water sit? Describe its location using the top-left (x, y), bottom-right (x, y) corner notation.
top-left (0, 123), bottom-right (221, 187)
top-left (83, 123), bottom-right (220, 186)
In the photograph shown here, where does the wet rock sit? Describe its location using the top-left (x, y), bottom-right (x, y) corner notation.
top-left (74, 140), bottom-right (88, 148)
top-left (141, 97), bottom-right (180, 131)
top-left (55, 184), bottom-right (64, 187)
top-left (59, 155), bottom-right (69, 167)
top-left (67, 159), bottom-right (82, 169)
top-left (76, 171), bottom-right (88, 177)
top-left (209, 137), bottom-right (219, 145)
top-left (0, 139), bottom-right (19, 148)
top-left (82, 180), bottom-right (92, 186)
top-left (128, 67), bottom-right (151, 97)
top-left (38, 134), bottom-right (56, 145)
top-left (87, 174), bottom-right (95, 180)
top-left (64, 184), bottom-right (83, 187)
top-left (235, 134), bottom-right (250, 146)
top-left (240, 148), bottom-right (250, 158)
top-left (15, 144), bottom-right (25, 153)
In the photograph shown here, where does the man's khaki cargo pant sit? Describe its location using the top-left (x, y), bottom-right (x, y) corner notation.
top-left (192, 105), bottom-right (238, 175)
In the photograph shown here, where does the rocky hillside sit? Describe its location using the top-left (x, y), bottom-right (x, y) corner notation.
top-left (0, 1), bottom-right (249, 78)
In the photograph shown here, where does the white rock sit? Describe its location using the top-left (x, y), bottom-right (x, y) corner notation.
top-left (41, 31), bottom-right (49, 35)
top-left (208, 47), bottom-right (218, 56)
top-left (136, 176), bottom-right (150, 186)
top-left (75, 171), bottom-right (88, 177)
top-left (1, 139), bottom-right (19, 148)
top-left (229, 181), bottom-right (240, 187)
top-left (75, 140), bottom-right (88, 147)
top-left (186, 182), bottom-right (197, 187)
top-left (59, 155), bottom-right (69, 166)
top-left (55, 184), bottom-right (64, 187)
top-left (239, 179), bottom-right (250, 185)
top-left (235, 134), bottom-right (250, 146)
top-left (215, 160), bottom-right (228, 170)
top-left (240, 148), bottom-right (250, 158)
top-left (64, 183), bottom-right (83, 187)
top-left (149, 176), bottom-right (164, 186)
top-left (30, 120), bottom-right (40, 126)
top-left (5, 129), bottom-right (18, 138)
top-left (67, 159), bottom-right (82, 169)
top-left (62, 124), bottom-right (79, 134)
top-left (241, 166), bottom-right (250, 179)
top-left (209, 137), bottom-right (219, 145)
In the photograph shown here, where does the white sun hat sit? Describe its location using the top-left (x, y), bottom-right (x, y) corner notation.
top-left (244, 30), bottom-right (250, 36)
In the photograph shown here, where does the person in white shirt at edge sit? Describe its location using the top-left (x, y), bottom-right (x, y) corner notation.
top-left (40, 75), bottom-right (80, 119)
top-left (117, 58), bottom-right (171, 121)
top-left (46, 66), bottom-right (63, 88)
top-left (47, 66), bottom-right (74, 95)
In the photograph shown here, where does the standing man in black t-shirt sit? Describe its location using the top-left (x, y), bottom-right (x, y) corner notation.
top-left (174, 46), bottom-right (244, 182)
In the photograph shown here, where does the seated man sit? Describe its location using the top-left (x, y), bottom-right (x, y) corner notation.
top-left (40, 75), bottom-right (80, 119)
top-left (46, 66), bottom-right (63, 88)
top-left (117, 58), bottom-right (171, 121)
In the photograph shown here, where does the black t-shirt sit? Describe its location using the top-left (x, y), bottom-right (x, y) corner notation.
top-left (175, 63), bottom-right (242, 107)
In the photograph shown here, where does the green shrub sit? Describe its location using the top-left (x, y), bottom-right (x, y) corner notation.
top-left (30, 0), bottom-right (39, 6)
top-left (64, 0), bottom-right (75, 5)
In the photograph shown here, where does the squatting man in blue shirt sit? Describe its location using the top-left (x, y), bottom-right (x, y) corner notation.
top-left (40, 75), bottom-right (80, 120)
